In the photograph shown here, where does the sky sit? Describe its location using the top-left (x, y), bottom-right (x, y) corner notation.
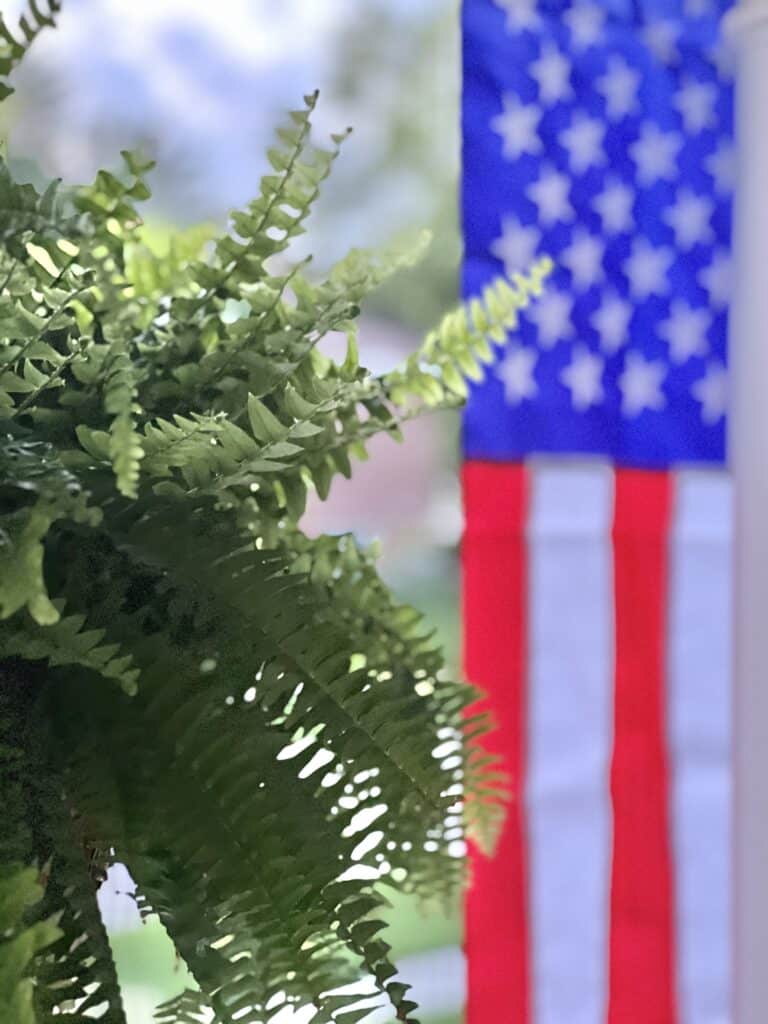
top-left (8, 0), bottom-right (346, 208)
top-left (4, 0), bottom-right (452, 239)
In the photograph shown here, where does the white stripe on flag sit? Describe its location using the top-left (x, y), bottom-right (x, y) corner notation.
top-left (668, 471), bottom-right (732, 1024)
top-left (527, 462), bottom-right (614, 1024)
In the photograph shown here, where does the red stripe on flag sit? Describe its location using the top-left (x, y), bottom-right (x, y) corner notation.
top-left (609, 468), bottom-right (677, 1024)
top-left (462, 461), bottom-right (529, 1024)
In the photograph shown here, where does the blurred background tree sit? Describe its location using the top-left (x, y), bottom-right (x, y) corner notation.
top-left (319, 0), bottom-right (460, 330)
top-left (0, 1), bottom-right (466, 1020)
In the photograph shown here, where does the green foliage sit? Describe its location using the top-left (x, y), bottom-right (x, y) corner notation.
top-left (0, 864), bottom-right (62, 1023)
top-left (0, 10), bottom-right (550, 1024)
top-left (0, 1), bottom-right (61, 101)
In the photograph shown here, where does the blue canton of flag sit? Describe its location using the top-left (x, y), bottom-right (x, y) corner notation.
top-left (462, 0), bottom-right (735, 468)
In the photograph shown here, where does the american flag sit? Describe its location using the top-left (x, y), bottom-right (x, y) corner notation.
top-left (461, 1), bottom-right (734, 1022)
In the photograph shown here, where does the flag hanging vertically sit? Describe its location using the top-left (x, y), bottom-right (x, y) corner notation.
top-left (461, 2), bottom-right (735, 1022)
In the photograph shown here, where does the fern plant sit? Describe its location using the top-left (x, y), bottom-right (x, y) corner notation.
top-left (0, 4), bottom-right (551, 1023)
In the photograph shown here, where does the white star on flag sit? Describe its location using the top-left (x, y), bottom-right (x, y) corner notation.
top-left (706, 142), bottom-right (736, 195)
top-left (527, 167), bottom-right (574, 225)
top-left (562, 230), bottom-right (604, 290)
top-left (561, 346), bottom-right (605, 410)
top-left (597, 57), bottom-right (640, 121)
top-left (692, 362), bottom-right (728, 423)
top-left (630, 123), bottom-right (683, 185)
top-left (593, 179), bottom-right (635, 234)
top-left (644, 20), bottom-right (680, 64)
top-left (684, 0), bottom-right (714, 15)
top-left (491, 94), bottom-right (542, 160)
top-left (560, 114), bottom-right (606, 173)
top-left (564, 3), bottom-right (604, 51)
top-left (491, 217), bottom-right (541, 275)
top-left (699, 250), bottom-right (732, 309)
top-left (530, 44), bottom-right (573, 105)
top-left (527, 289), bottom-right (574, 348)
top-left (624, 239), bottom-right (674, 299)
top-left (497, 345), bottom-right (538, 404)
top-left (664, 189), bottom-right (715, 249)
top-left (675, 79), bottom-right (717, 134)
top-left (619, 352), bottom-right (667, 417)
top-left (592, 292), bottom-right (633, 353)
top-left (659, 301), bottom-right (711, 363)
top-left (494, 0), bottom-right (541, 32)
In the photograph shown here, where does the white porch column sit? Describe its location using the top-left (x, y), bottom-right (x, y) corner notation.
top-left (728, 1), bottom-right (768, 1019)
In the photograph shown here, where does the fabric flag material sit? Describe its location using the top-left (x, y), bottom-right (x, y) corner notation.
top-left (461, 2), bottom-right (734, 1022)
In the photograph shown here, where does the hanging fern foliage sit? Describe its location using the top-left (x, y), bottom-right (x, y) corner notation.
top-left (0, 4), bottom-right (551, 1022)
top-left (0, 0), bottom-right (60, 100)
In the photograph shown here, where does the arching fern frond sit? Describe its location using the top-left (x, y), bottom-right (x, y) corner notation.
top-left (0, 438), bottom-right (98, 624)
top-left (385, 254), bottom-right (553, 406)
top-left (102, 337), bottom-right (144, 498)
top-left (30, 792), bottom-right (128, 1023)
top-left (0, 164), bottom-right (71, 251)
top-left (0, 608), bottom-right (138, 693)
top-left (124, 223), bottom-right (215, 310)
top-left (0, 863), bottom-right (61, 1021)
top-left (0, 0), bottom-right (61, 100)
top-left (177, 91), bottom-right (349, 331)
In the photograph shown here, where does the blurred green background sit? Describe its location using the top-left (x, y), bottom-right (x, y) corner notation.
top-left (1, 0), bottom-right (469, 1019)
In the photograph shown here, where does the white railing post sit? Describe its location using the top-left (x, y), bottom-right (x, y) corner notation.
top-left (728, 1), bottom-right (768, 1019)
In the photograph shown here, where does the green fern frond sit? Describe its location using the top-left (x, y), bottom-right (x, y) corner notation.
top-left (0, 863), bottom-right (61, 1023)
top-left (125, 223), bottom-right (215, 309)
top-left (49, 658), bottom-right (394, 1022)
top-left (285, 528), bottom-right (508, 858)
top-left (0, 608), bottom-right (139, 693)
top-left (75, 150), bottom-right (155, 235)
top-left (385, 254), bottom-right (554, 405)
top-left (131, 251), bottom-right (550, 514)
top-left (154, 990), bottom-right (211, 1024)
top-left (0, 0), bottom-right (61, 100)
top-left (119, 515), bottom-right (454, 811)
top-left (31, 801), bottom-right (127, 1023)
top-left (0, 439), bottom-right (97, 624)
top-left (192, 92), bottom-right (349, 316)
top-left (324, 229), bottom-right (432, 305)
top-left (224, 91), bottom-right (349, 265)
top-left (103, 338), bottom-right (144, 498)
top-left (0, 163), bottom-right (72, 252)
